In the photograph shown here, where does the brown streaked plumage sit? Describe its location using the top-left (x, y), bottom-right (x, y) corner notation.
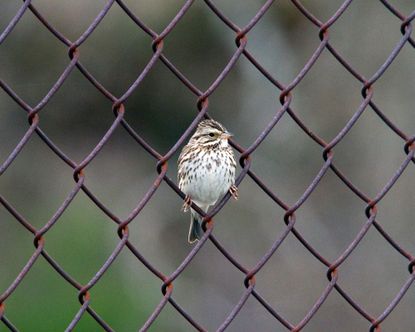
top-left (178, 119), bottom-right (238, 243)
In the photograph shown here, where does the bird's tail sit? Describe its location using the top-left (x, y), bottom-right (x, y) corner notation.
top-left (188, 208), bottom-right (205, 243)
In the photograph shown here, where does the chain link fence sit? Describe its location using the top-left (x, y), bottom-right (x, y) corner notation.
top-left (1, 0), bottom-right (415, 331)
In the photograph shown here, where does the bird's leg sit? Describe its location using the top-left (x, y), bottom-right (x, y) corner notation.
top-left (182, 195), bottom-right (193, 212)
top-left (229, 185), bottom-right (239, 200)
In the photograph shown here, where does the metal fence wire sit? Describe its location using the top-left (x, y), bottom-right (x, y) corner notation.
top-left (1, 0), bottom-right (415, 331)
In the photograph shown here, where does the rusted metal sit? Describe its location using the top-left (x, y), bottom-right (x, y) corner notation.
top-left (1, 0), bottom-right (414, 331)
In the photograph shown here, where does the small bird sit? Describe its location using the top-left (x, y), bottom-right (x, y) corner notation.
top-left (178, 119), bottom-right (238, 243)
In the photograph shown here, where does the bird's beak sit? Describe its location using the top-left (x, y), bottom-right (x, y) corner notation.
top-left (221, 131), bottom-right (233, 140)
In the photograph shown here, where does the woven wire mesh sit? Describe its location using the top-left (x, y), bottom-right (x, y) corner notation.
top-left (1, 0), bottom-right (415, 331)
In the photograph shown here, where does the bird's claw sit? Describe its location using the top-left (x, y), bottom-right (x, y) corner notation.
top-left (229, 185), bottom-right (239, 200)
top-left (182, 195), bottom-right (192, 212)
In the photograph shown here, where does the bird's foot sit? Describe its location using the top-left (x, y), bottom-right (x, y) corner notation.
top-left (182, 195), bottom-right (192, 212)
top-left (229, 185), bottom-right (239, 200)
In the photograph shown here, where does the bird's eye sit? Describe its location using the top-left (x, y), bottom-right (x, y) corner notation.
top-left (209, 133), bottom-right (215, 137)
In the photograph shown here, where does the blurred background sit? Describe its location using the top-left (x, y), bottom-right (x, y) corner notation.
top-left (1, 0), bottom-right (415, 331)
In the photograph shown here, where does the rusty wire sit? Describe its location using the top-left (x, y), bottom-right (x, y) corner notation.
top-left (1, 0), bottom-right (415, 331)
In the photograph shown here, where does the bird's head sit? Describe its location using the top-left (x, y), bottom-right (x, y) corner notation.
top-left (190, 119), bottom-right (232, 147)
